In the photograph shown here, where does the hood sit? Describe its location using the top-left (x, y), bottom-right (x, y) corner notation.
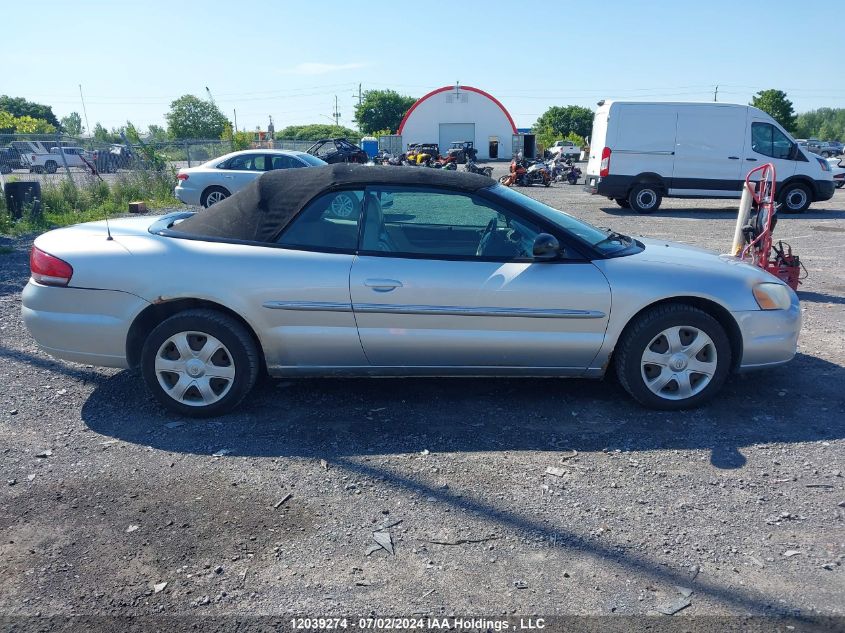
top-left (632, 237), bottom-right (777, 279)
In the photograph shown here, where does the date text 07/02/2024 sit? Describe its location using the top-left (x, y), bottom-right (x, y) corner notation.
top-left (289, 617), bottom-right (546, 630)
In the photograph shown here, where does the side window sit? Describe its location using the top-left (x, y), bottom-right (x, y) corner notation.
top-left (751, 123), bottom-right (793, 160)
top-left (224, 154), bottom-right (266, 170)
top-left (270, 154), bottom-right (304, 170)
top-left (276, 190), bottom-right (363, 252)
top-left (360, 187), bottom-right (541, 260)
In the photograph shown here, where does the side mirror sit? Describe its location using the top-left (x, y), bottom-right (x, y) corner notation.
top-left (533, 233), bottom-right (560, 260)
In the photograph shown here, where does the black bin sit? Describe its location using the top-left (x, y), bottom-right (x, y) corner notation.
top-left (3, 181), bottom-right (42, 220)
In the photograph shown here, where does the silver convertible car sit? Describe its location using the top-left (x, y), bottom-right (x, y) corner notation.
top-left (22, 165), bottom-right (800, 416)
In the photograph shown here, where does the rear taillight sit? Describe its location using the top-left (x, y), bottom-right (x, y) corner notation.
top-left (599, 147), bottom-right (611, 178)
top-left (816, 157), bottom-right (830, 172)
top-left (30, 246), bottom-right (73, 287)
top-left (176, 172), bottom-right (189, 181)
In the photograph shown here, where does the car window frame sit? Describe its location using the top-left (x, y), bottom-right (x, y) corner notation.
top-left (356, 184), bottom-right (587, 263)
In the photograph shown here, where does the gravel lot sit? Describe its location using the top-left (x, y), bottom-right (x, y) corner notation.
top-left (1, 166), bottom-right (844, 629)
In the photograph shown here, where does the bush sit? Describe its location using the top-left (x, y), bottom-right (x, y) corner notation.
top-left (2, 168), bottom-right (179, 236)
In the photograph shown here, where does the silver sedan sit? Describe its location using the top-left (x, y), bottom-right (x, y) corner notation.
top-left (22, 165), bottom-right (800, 417)
top-left (174, 149), bottom-right (327, 207)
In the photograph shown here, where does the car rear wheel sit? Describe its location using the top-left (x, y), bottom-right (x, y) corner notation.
top-left (628, 183), bottom-right (662, 214)
top-left (779, 183), bottom-right (811, 213)
top-left (201, 186), bottom-right (230, 208)
top-left (615, 303), bottom-right (731, 410)
top-left (141, 309), bottom-right (259, 417)
top-left (329, 192), bottom-right (358, 217)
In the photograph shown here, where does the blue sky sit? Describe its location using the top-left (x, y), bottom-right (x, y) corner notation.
top-left (2, 0), bottom-right (842, 133)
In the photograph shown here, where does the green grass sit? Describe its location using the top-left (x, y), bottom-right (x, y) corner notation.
top-left (0, 170), bottom-right (183, 237)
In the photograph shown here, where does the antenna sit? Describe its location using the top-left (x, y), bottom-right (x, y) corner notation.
top-left (79, 84), bottom-right (90, 136)
top-left (105, 215), bottom-right (113, 241)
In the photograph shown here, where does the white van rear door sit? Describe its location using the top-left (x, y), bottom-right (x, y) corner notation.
top-left (671, 106), bottom-right (747, 197)
top-left (613, 105), bottom-right (676, 181)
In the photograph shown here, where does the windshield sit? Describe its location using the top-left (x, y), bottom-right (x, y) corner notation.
top-left (297, 153), bottom-right (327, 166)
top-left (490, 184), bottom-right (634, 254)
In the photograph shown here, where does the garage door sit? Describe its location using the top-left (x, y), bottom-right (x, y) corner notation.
top-left (439, 123), bottom-right (475, 156)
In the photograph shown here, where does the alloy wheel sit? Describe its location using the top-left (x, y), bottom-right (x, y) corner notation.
top-left (205, 191), bottom-right (228, 206)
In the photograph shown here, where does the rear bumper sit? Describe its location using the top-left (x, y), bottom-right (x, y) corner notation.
top-left (813, 179), bottom-right (835, 202)
top-left (733, 295), bottom-right (801, 371)
top-left (21, 282), bottom-right (150, 369)
top-left (174, 184), bottom-right (201, 206)
top-left (583, 174), bottom-right (632, 199)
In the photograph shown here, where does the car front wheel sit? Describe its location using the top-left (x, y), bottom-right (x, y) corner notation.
top-left (141, 309), bottom-right (260, 417)
top-left (615, 304), bottom-right (731, 410)
top-left (779, 183), bottom-right (811, 213)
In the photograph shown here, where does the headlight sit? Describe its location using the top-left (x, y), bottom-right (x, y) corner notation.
top-left (753, 282), bottom-right (792, 310)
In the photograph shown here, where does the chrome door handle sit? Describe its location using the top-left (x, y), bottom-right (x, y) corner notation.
top-left (364, 278), bottom-right (403, 292)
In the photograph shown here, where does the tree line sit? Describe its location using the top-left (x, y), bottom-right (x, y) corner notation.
top-left (2, 89), bottom-right (841, 145)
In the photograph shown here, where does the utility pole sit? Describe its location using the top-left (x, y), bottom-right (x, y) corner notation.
top-left (233, 109), bottom-right (238, 132)
top-left (357, 83), bottom-right (363, 106)
top-left (78, 84), bottom-right (90, 136)
top-left (205, 86), bottom-right (215, 104)
top-left (333, 95), bottom-right (341, 129)
top-left (714, 85), bottom-right (719, 102)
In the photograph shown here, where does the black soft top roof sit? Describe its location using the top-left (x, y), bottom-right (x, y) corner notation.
top-left (174, 163), bottom-right (494, 243)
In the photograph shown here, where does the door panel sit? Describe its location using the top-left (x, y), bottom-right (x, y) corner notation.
top-left (350, 256), bottom-right (611, 368)
top-left (254, 250), bottom-right (364, 369)
top-left (672, 106), bottom-right (747, 190)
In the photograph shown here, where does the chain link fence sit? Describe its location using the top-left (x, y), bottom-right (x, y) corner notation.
top-left (0, 133), bottom-right (240, 187)
top-left (0, 134), bottom-right (327, 226)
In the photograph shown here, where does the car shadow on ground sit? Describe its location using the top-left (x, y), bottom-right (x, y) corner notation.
top-left (76, 353), bottom-right (845, 620)
top-left (599, 207), bottom-right (845, 220)
top-left (798, 290), bottom-right (845, 305)
top-left (81, 352), bottom-right (844, 470)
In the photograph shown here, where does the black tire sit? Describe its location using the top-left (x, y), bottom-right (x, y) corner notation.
top-left (820, 151), bottom-right (830, 158)
top-left (44, 161), bottom-right (58, 174)
top-left (31, 166), bottom-right (44, 174)
top-left (141, 309), bottom-right (260, 418)
top-left (628, 183), bottom-right (662, 214)
top-left (614, 303), bottom-right (732, 410)
top-left (615, 198), bottom-right (631, 208)
top-left (200, 186), bottom-right (230, 208)
top-left (779, 183), bottom-right (811, 213)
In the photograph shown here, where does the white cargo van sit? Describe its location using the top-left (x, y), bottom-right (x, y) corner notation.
top-left (585, 101), bottom-right (835, 213)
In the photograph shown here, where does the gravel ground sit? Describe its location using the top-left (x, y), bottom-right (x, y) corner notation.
top-left (1, 167), bottom-right (844, 629)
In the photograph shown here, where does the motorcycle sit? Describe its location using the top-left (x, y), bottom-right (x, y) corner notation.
top-left (498, 157), bottom-right (529, 186)
top-left (564, 162), bottom-right (582, 185)
top-left (524, 160), bottom-right (551, 187)
top-left (464, 159), bottom-right (493, 177)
